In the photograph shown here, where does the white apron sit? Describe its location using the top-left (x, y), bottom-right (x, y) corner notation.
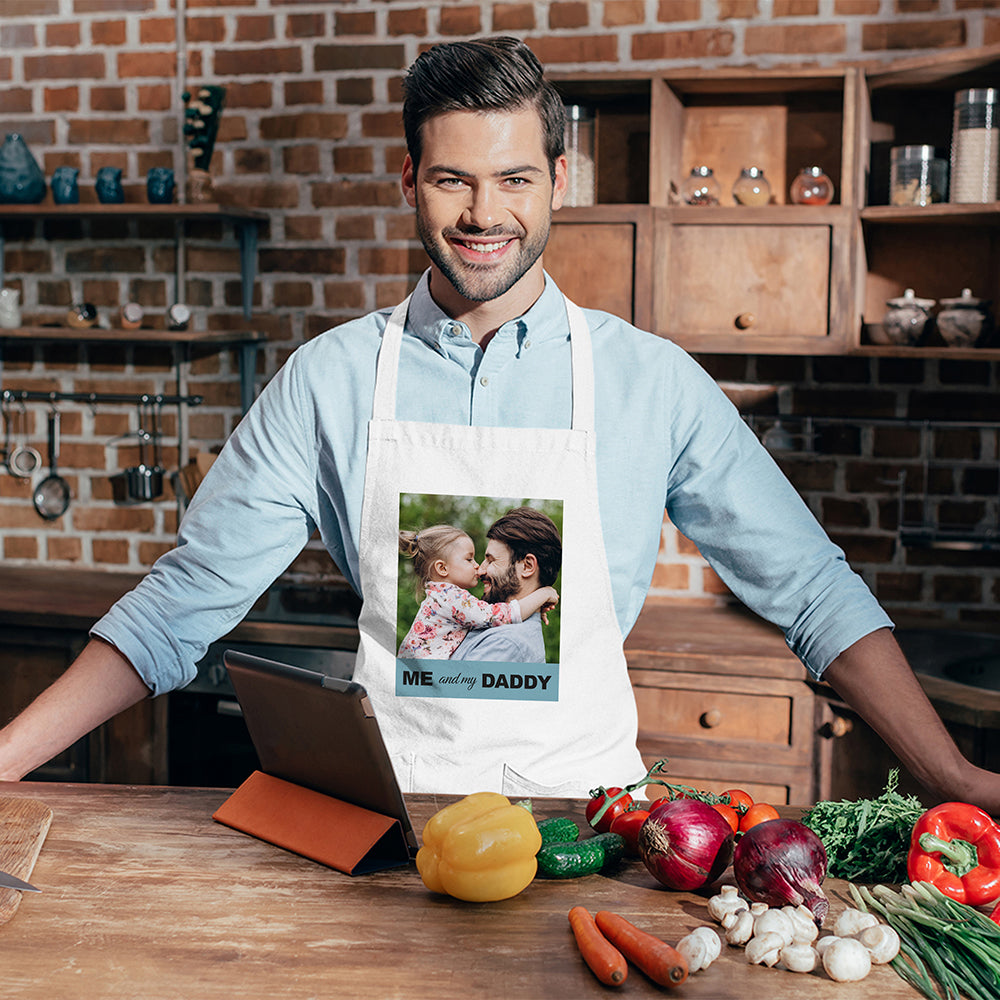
top-left (354, 292), bottom-right (646, 797)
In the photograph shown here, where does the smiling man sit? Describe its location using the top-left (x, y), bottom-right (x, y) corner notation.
top-left (2, 37), bottom-right (1000, 810)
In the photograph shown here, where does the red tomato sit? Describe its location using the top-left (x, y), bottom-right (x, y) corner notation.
top-left (609, 809), bottom-right (650, 856)
top-left (712, 802), bottom-right (740, 834)
top-left (739, 802), bottom-right (780, 833)
top-left (585, 787), bottom-right (633, 832)
top-left (722, 788), bottom-right (754, 816)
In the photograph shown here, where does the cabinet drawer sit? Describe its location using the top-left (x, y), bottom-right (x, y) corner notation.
top-left (664, 223), bottom-right (831, 338)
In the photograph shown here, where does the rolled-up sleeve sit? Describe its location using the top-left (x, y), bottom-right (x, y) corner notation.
top-left (91, 350), bottom-right (322, 695)
top-left (663, 349), bottom-right (893, 679)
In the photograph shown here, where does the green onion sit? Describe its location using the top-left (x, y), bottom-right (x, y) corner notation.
top-left (851, 881), bottom-right (1000, 1000)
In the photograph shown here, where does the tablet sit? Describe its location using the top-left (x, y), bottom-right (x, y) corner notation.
top-left (223, 649), bottom-right (418, 856)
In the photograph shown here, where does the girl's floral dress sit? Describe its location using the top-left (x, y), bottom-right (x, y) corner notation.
top-left (398, 581), bottom-right (522, 659)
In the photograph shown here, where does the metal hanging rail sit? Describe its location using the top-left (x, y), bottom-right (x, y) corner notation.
top-left (1, 389), bottom-right (203, 407)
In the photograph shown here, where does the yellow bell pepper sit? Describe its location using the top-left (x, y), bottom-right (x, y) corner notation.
top-left (416, 791), bottom-right (543, 902)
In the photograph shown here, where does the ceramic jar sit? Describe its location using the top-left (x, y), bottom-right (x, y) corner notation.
top-left (51, 166), bottom-right (80, 204)
top-left (0, 133), bottom-right (46, 204)
top-left (146, 167), bottom-right (175, 204)
top-left (95, 166), bottom-right (124, 204)
top-left (936, 288), bottom-right (993, 347)
top-left (883, 288), bottom-right (936, 345)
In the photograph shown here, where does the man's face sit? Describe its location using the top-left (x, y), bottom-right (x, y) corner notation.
top-left (401, 107), bottom-right (567, 310)
top-left (478, 537), bottom-right (522, 604)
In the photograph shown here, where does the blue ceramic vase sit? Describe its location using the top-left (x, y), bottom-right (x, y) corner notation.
top-left (146, 167), bottom-right (175, 204)
top-left (51, 166), bottom-right (80, 204)
top-left (0, 133), bottom-right (46, 204)
top-left (95, 166), bottom-right (124, 204)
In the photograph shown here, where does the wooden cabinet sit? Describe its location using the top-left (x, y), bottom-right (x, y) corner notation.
top-left (546, 46), bottom-right (1000, 359)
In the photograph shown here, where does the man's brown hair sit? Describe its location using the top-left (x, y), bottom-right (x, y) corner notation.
top-left (487, 506), bottom-right (562, 587)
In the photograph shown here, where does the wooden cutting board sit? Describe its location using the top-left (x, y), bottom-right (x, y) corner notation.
top-left (0, 796), bottom-right (52, 925)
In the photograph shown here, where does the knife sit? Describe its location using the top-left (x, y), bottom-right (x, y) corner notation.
top-left (0, 869), bottom-right (40, 892)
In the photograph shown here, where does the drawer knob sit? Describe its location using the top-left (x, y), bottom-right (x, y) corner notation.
top-left (735, 312), bottom-right (756, 330)
top-left (699, 708), bottom-right (722, 729)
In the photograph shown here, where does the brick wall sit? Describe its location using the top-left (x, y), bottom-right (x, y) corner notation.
top-left (1, 0), bottom-right (997, 625)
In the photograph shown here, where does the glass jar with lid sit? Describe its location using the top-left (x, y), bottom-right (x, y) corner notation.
top-left (789, 166), bottom-right (834, 205)
top-left (950, 88), bottom-right (999, 203)
top-left (680, 166), bottom-right (721, 205)
top-left (890, 145), bottom-right (947, 206)
top-left (563, 104), bottom-right (595, 207)
top-left (732, 166), bottom-right (771, 206)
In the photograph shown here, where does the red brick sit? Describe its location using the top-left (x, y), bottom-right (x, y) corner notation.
top-left (259, 248), bottom-right (345, 275)
top-left (439, 5), bottom-right (482, 34)
top-left (359, 246), bottom-right (428, 274)
top-left (2, 22), bottom-right (35, 48)
top-left (896, 0), bottom-right (939, 11)
top-left (323, 281), bottom-right (367, 310)
top-left (315, 43), bottom-right (405, 71)
top-left (773, 0), bottom-right (819, 13)
top-left (259, 112), bottom-right (347, 140)
top-left (657, 0), bottom-right (701, 21)
top-left (336, 10), bottom-right (376, 35)
top-left (387, 7), bottom-right (427, 35)
top-left (224, 80), bottom-right (273, 108)
top-left (46, 21), bottom-right (81, 46)
top-left (550, 2), bottom-right (589, 28)
top-left (137, 84), bottom-right (172, 111)
top-left (213, 46), bottom-right (302, 76)
top-left (91, 18), bottom-right (127, 45)
top-left (117, 50), bottom-right (176, 78)
top-left (233, 147), bottom-right (272, 173)
top-left (90, 86), bottom-right (126, 112)
top-left (285, 79), bottom-right (325, 105)
top-left (185, 16), bottom-right (226, 43)
top-left (604, 1), bottom-right (646, 26)
top-left (745, 23), bottom-right (846, 54)
top-left (362, 112), bottom-right (404, 139)
top-left (4, 536), bottom-right (39, 560)
top-left (875, 571), bottom-right (924, 602)
top-left (44, 86), bottom-right (78, 112)
top-left (862, 18), bottom-right (965, 50)
top-left (24, 52), bottom-right (106, 80)
top-left (75, 0), bottom-right (153, 11)
top-left (493, 4), bottom-right (535, 30)
top-left (48, 536), bottom-right (83, 562)
top-left (284, 214), bottom-right (323, 240)
top-left (384, 214), bottom-right (415, 240)
top-left (336, 215), bottom-right (377, 241)
top-left (311, 179), bottom-right (403, 208)
top-left (337, 77), bottom-right (374, 105)
top-left (93, 538), bottom-right (130, 565)
top-left (0, 87), bottom-right (32, 113)
top-left (651, 562), bottom-right (690, 589)
top-left (334, 146), bottom-right (374, 173)
top-left (235, 15), bottom-right (275, 41)
top-left (933, 574), bottom-right (983, 603)
top-left (529, 34), bottom-right (618, 63)
top-left (632, 28), bottom-right (734, 60)
top-left (139, 541), bottom-right (175, 566)
top-left (287, 12), bottom-right (326, 38)
top-left (72, 507), bottom-right (155, 532)
top-left (273, 281), bottom-right (314, 308)
top-left (67, 117), bottom-right (149, 144)
top-left (139, 17), bottom-right (174, 44)
top-left (283, 145), bottom-right (321, 174)
top-left (717, 0), bottom-right (757, 15)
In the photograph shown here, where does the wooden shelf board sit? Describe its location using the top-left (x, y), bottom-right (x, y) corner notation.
top-left (0, 203), bottom-right (267, 222)
top-left (0, 326), bottom-right (267, 344)
top-left (851, 343), bottom-right (1000, 360)
top-left (861, 202), bottom-right (1000, 224)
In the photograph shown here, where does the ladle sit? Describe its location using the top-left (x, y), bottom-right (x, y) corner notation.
top-left (33, 406), bottom-right (71, 520)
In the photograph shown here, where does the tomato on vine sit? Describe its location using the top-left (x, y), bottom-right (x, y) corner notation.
top-left (586, 787), bottom-right (633, 833)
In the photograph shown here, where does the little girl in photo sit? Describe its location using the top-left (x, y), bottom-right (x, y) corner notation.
top-left (397, 524), bottom-right (558, 660)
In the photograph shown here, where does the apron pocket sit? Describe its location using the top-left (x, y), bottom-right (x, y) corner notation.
top-left (501, 764), bottom-right (590, 800)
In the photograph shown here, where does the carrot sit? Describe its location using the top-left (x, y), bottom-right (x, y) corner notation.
top-left (594, 910), bottom-right (688, 988)
top-left (568, 906), bottom-right (628, 987)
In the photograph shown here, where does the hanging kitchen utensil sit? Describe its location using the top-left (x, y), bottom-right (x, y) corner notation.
top-left (33, 406), bottom-right (71, 520)
top-left (6, 399), bottom-right (41, 479)
top-left (125, 397), bottom-right (163, 502)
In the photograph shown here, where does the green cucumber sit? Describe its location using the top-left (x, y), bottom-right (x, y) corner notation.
top-left (536, 831), bottom-right (625, 878)
top-left (536, 816), bottom-right (580, 847)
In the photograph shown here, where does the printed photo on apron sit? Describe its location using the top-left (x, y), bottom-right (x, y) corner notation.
top-left (395, 493), bottom-right (562, 702)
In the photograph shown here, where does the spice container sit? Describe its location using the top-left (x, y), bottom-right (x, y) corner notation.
top-left (890, 145), bottom-right (947, 206)
top-left (563, 104), bottom-right (595, 207)
top-left (732, 166), bottom-right (771, 206)
top-left (790, 166), bottom-right (834, 205)
top-left (882, 288), bottom-right (936, 345)
top-left (936, 288), bottom-right (993, 348)
top-left (950, 88), bottom-right (999, 203)
top-left (680, 166), bottom-right (721, 205)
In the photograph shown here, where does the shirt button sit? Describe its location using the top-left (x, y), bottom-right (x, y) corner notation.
top-left (523, 339), bottom-right (531, 349)
top-left (449, 323), bottom-right (462, 337)
top-left (479, 376), bottom-right (489, 387)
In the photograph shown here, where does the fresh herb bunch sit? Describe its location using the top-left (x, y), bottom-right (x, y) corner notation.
top-left (801, 769), bottom-right (924, 882)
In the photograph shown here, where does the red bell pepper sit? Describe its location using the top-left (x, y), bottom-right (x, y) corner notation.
top-left (907, 802), bottom-right (1000, 907)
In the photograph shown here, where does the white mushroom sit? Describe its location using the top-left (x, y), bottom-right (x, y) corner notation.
top-left (724, 909), bottom-right (755, 946)
top-left (782, 904), bottom-right (819, 944)
top-left (858, 924), bottom-right (901, 964)
top-left (779, 943), bottom-right (819, 973)
top-left (814, 934), bottom-right (840, 958)
top-left (708, 885), bottom-right (746, 923)
top-left (833, 907), bottom-right (879, 938)
top-left (677, 932), bottom-right (710, 973)
top-left (687, 926), bottom-right (722, 964)
top-left (822, 937), bottom-right (872, 982)
top-left (746, 931), bottom-right (785, 967)
top-left (749, 901), bottom-right (770, 917)
top-left (753, 908), bottom-right (795, 947)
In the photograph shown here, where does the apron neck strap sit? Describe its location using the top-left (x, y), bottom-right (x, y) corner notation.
top-left (373, 291), bottom-right (595, 431)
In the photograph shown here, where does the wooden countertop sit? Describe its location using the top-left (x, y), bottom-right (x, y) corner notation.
top-left (0, 782), bottom-right (915, 1000)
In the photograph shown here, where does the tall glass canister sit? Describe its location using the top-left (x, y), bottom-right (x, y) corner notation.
top-left (950, 88), bottom-right (1000, 203)
top-left (563, 104), bottom-right (596, 206)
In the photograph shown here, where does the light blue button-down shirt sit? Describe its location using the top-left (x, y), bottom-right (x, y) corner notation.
top-left (94, 272), bottom-right (892, 695)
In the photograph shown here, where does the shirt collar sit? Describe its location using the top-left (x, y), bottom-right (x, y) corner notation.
top-left (406, 269), bottom-right (569, 351)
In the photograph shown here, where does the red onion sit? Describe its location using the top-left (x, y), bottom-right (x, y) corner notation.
top-left (638, 798), bottom-right (735, 891)
top-left (733, 818), bottom-right (829, 923)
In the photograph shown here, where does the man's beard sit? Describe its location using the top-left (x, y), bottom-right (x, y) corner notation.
top-left (482, 560), bottom-right (521, 604)
top-left (415, 206), bottom-right (550, 303)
